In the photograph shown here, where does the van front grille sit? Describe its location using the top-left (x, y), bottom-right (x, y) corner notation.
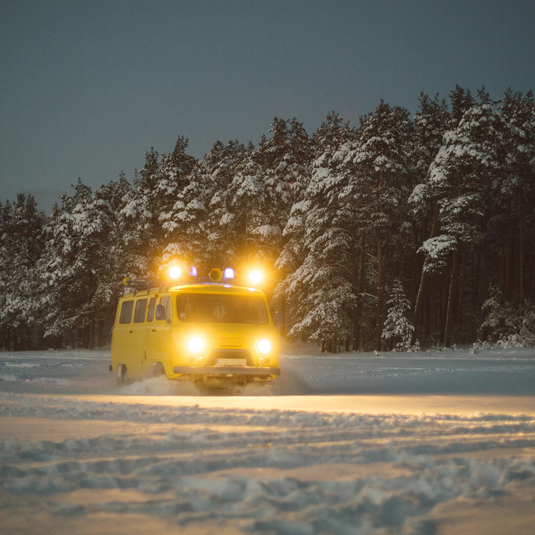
top-left (207, 349), bottom-right (253, 366)
top-left (217, 338), bottom-right (244, 348)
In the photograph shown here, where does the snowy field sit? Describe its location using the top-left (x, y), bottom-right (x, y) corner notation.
top-left (2, 343), bottom-right (535, 534)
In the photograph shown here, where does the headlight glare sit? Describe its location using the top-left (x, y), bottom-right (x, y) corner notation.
top-left (188, 337), bottom-right (204, 353)
top-left (257, 339), bottom-right (271, 354)
top-left (169, 266), bottom-right (181, 279)
top-left (249, 271), bottom-right (263, 284)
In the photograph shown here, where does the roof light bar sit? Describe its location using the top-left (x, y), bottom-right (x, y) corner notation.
top-left (249, 270), bottom-right (263, 285)
top-left (223, 267), bottom-right (235, 279)
top-left (169, 266), bottom-right (182, 280)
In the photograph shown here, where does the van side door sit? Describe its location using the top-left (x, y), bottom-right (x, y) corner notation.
top-left (146, 295), bottom-right (172, 372)
top-left (130, 298), bottom-right (149, 374)
top-left (111, 299), bottom-right (137, 373)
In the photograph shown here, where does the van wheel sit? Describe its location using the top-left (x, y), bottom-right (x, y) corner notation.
top-left (117, 365), bottom-right (130, 386)
top-left (151, 362), bottom-right (165, 377)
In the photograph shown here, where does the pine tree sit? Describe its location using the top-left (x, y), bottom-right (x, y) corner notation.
top-left (480, 285), bottom-right (535, 346)
top-left (228, 118), bottom-right (313, 270)
top-left (91, 175), bottom-right (134, 343)
top-left (448, 85), bottom-right (475, 128)
top-left (202, 140), bottom-right (253, 268)
top-left (342, 101), bottom-right (416, 350)
top-left (156, 136), bottom-right (197, 229)
top-left (425, 89), bottom-right (504, 345)
top-left (161, 160), bottom-right (210, 272)
top-left (38, 178), bottom-right (129, 348)
top-left (274, 112), bottom-right (358, 349)
top-left (410, 94), bottom-right (451, 345)
top-left (1, 86), bottom-right (533, 351)
top-left (0, 195), bottom-right (46, 350)
top-left (410, 93), bottom-right (450, 238)
top-left (497, 89), bottom-right (535, 302)
top-left (277, 113), bottom-right (351, 276)
top-left (382, 279), bottom-right (417, 351)
top-left (120, 137), bottom-right (197, 276)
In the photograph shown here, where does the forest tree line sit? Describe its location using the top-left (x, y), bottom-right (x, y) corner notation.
top-left (1, 86), bottom-right (535, 352)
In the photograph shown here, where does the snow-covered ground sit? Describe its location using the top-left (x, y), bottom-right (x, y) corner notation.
top-left (1, 343), bottom-right (535, 534)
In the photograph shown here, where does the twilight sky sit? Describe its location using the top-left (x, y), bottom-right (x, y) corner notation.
top-left (1, 0), bottom-right (534, 213)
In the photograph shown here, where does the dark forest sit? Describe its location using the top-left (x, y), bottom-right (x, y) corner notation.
top-left (1, 87), bottom-right (535, 352)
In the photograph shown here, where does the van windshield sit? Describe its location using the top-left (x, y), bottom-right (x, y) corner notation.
top-left (176, 294), bottom-right (269, 325)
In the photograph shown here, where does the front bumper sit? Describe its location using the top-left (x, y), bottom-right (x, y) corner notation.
top-left (173, 366), bottom-right (280, 376)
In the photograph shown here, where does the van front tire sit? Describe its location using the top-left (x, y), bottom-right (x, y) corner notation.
top-left (151, 362), bottom-right (165, 377)
top-left (117, 364), bottom-right (130, 386)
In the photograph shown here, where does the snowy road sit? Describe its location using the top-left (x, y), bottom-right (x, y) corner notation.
top-left (1, 344), bottom-right (535, 534)
top-left (2, 342), bottom-right (535, 396)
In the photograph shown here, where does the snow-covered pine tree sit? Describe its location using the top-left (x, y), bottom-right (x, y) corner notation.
top-left (228, 118), bottom-right (313, 271)
top-left (156, 136), bottom-right (197, 229)
top-left (202, 140), bottom-right (251, 268)
top-left (0, 195), bottom-right (46, 350)
top-left (496, 89), bottom-right (535, 302)
top-left (425, 89), bottom-right (504, 346)
top-left (255, 118), bottom-right (312, 265)
top-left (410, 93), bottom-right (450, 240)
top-left (274, 112), bottom-right (358, 350)
top-left (410, 93), bottom-right (451, 344)
top-left (381, 279), bottom-right (417, 351)
top-left (90, 175), bottom-right (134, 344)
top-left (225, 147), bottom-right (271, 265)
top-left (119, 147), bottom-right (162, 277)
top-left (278, 112), bottom-right (352, 276)
top-left (121, 137), bottom-right (197, 277)
top-left (480, 285), bottom-right (535, 346)
top-left (38, 179), bottom-right (126, 348)
top-left (341, 101), bottom-right (416, 350)
top-left (413, 94), bottom-right (451, 183)
top-left (448, 85), bottom-right (476, 129)
top-left (161, 159), bottom-right (210, 272)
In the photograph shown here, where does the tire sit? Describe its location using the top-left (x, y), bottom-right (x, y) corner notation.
top-left (151, 362), bottom-right (165, 377)
top-left (117, 365), bottom-right (128, 386)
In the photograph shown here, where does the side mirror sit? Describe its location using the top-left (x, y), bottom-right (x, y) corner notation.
top-left (155, 304), bottom-right (166, 321)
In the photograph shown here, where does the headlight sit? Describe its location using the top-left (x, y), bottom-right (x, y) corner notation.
top-left (188, 337), bottom-right (204, 353)
top-left (257, 339), bottom-right (271, 354)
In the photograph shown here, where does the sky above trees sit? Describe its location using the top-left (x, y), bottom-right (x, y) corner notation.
top-left (1, 0), bottom-right (534, 213)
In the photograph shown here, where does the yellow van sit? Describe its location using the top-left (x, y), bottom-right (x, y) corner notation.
top-left (110, 272), bottom-right (280, 386)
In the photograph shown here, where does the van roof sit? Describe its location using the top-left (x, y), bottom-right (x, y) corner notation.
top-left (121, 283), bottom-right (265, 298)
top-left (172, 284), bottom-right (264, 296)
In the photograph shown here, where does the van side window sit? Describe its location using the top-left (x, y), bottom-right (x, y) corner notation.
top-left (134, 299), bottom-right (148, 323)
top-left (147, 298), bottom-right (156, 322)
top-left (119, 301), bottom-right (134, 324)
top-left (160, 296), bottom-right (171, 323)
